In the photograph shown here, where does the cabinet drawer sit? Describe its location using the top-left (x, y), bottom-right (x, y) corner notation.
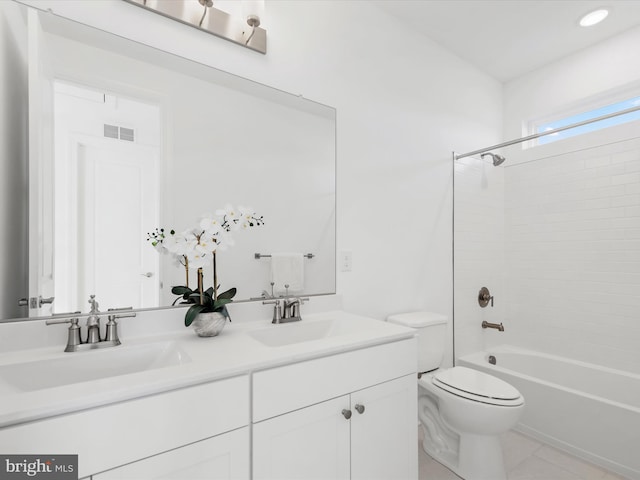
top-left (0, 375), bottom-right (249, 478)
top-left (253, 338), bottom-right (416, 422)
top-left (94, 427), bottom-right (249, 480)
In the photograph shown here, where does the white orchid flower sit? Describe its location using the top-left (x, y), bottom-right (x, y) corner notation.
top-left (200, 215), bottom-right (222, 235)
top-left (197, 233), bottom-right (218, 254)
top-left (215, 203), bottom-right (239, 221)
top-left (238, 205), bottom-right (255, 219)
top-left (237, 205), bottom-right (257, 229)
top-left (165, 230), bottom-right (197, 256)
top-left (215, 230), bottom-right (235, 250)
top-left (170, 254), bottom-right (188, 269)
top-left (152, 242), bottom-right (166, 254)
top-left (186, 248), bottom-right (211, 269)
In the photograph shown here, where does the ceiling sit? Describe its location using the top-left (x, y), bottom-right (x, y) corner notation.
top-left (371, 0), bottom-right (640, 83)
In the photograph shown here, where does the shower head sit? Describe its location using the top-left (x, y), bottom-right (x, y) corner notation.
top-left (481, 152), bottom-right (506, 166)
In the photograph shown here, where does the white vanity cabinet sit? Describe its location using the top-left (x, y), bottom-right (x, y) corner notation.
top-left (252, 339), bottom-right (418, 480)
top-left (0, 375), bottom-right (250, 479)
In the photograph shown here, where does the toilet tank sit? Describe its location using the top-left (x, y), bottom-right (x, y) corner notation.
top-left (387, 312), bottom-right (448, 372)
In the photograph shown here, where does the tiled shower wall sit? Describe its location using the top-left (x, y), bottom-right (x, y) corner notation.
top-left (503, 136), bottom-right (640, 373)
top-left (454, 132), bottom-right (640, 373)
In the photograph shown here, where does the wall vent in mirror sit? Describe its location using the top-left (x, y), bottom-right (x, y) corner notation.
top-left (119, 127), bottom-right (135, 142)
top-left (104, 124), bottom-right (119, 139)
top-left (103, 124), bottom-right (135, 142)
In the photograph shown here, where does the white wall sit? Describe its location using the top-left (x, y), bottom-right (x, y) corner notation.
top-left (13, 0), bottom-right (503, 364)
top-left (0, 2), bottom-right (28, 319)
top-left (504, 25), bottom-right (640, 141)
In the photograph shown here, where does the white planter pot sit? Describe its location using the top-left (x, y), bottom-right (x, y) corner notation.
top-left (192, 311), bottom-right (227, 337)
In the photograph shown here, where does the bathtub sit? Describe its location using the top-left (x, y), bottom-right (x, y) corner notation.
top-left (458, 345), bottom-right (640, 479)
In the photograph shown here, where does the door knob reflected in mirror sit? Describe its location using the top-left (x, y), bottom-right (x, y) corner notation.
top-left (40, 296), bottom-right (55, 305)
top-left (20, 296), bottom-right (55, 308)
top-left (141, 272), bottom-right (154, 278)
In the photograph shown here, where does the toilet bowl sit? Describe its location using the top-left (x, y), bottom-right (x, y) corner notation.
top-left (386, 312), bottom-right (525, 480)
top-left (419, 366), bottom-right (524, 479)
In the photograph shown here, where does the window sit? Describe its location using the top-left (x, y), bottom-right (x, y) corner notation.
top-left (534, 95), bottom-right (640, 145)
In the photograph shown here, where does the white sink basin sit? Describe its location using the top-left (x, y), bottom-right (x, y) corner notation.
top-left (248, 318), bottom-right (367, 347)
top-left (0, 341), bottom-right (191, 392)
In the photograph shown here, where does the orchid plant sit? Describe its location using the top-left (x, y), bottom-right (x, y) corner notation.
top-left (147, 204), bottom-right (264, 326)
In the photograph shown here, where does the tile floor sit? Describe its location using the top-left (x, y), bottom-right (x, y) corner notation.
top-left (418, 429), bottom-right (628, 480)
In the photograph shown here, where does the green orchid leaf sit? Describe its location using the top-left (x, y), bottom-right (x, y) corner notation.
top-left (218, 287), bottom-right (237, 300)
top-left (202, 296), bottom-right (214, 308)
top-left (171, 286), bottom-right (192, 295)
top-left (184, 303), bottom-right (207, 327)
top-left (204, 287), bottom-right (214, 297)
top-left (182, 293), bottom-right (195, 302)
top-left (213, 298), bottom-right (233, 310)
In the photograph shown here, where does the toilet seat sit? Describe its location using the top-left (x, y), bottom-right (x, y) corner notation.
top-left (432, 367), bottom-right (524, 407)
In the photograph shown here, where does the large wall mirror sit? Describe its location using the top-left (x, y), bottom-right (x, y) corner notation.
top-left (6, 4), bottom-right (336, 321)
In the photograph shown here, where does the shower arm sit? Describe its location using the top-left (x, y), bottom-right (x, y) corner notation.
top-left (454, 104), bottom-right (640, 161)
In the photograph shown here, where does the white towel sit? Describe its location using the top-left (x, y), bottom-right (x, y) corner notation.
top-left (270, 253), bottom-right (304, 294)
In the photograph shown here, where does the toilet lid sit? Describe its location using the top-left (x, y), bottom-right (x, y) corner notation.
top-left (434, 367), bottom-right (523, 406)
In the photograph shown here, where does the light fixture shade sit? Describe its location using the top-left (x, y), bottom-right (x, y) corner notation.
top-left (242, 0), bottom-right (265, 23)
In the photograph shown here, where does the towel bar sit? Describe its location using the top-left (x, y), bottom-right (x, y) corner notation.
top-left (254, 253), bottom-right (314, 259)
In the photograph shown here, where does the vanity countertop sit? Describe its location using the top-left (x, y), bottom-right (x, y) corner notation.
top-left (0, 311), bottom-right (415, 428)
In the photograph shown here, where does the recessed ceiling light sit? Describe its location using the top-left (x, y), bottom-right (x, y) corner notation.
top-left (579, 8), bottom-right (610, 27)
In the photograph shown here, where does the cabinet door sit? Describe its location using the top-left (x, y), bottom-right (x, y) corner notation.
top-left (93, 427), bottom-right (249, 480)
top-left (253, 395), bottom-right (350, 480)
top-left (350, 375), bottom-right (418, 480)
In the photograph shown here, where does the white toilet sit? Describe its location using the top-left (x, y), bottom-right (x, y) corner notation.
top-left (387, 312), bottom-right (524, 480)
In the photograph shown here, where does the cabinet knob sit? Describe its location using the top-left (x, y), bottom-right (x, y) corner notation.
top-left (354, 404), bottom-right (365, 414)
top-left (341, 409), bottom-right (352, 420)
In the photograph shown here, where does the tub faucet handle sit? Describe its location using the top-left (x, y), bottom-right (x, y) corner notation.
top-left (478, 287), bottom-right (494, 308)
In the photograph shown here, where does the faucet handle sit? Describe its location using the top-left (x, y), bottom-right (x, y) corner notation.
top-left (46, 317), bottom-right (82, 352)
top-left (263, 299), bottom-right (282, 323)
top-left (105, 309), bottom-right (136, 345)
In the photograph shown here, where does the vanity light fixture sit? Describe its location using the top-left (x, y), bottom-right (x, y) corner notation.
top-left (578, 8), bottom-right (610, 27)
top-left (242, 0), bottom-right (265, 45)
top-left (123, 0), bottom-right (267, 54)
top-left (198, 0), bottom-right (214, 28)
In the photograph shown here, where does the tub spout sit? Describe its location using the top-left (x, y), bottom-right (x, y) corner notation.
top-left (482, 320), bottom-right (504, 332)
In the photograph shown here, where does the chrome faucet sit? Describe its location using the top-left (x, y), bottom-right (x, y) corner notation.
top-left (262, 284), bottom-right (309, 324)
top-left (282, 297), bottom-right (308, 321)
top-left (46, 295), bottom-right (136, 352)
top-left (482, 320), bottom-right (504, 332)
top-left (86, 295), bottom-right (101, 344)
